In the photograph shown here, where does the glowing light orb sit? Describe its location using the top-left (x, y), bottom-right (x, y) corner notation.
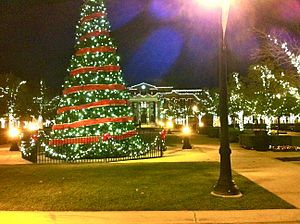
top-left (8, 127), bottom-right (20, 138)
top-left (182, 126), bottom-right (191, 135)
top-left (197, 0), bottom-right (231, 8)
top-left (166, 121), bottom-right (174, 129)
top-left (158, 121), bottom-right (165, 127)
top-left (192, 105), bottom-right (199, 112)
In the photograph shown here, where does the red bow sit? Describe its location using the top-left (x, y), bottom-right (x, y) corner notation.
top-left (102, 133), bottom-right (112, 141)
top-left (160, 129), bottom-right (167, 140)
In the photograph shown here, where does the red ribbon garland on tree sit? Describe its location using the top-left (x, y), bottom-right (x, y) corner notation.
top-left (80, 30), bottom-right (110, 41)
top-left (52, 116), bottom-right (134, 130)
top-left (57, 99), bottom-right (128, 114)
top-left (69, 65), bottom-right (120, 76)
top-left (75, 46), bottom-right (116, 56)
top-left (63, 83), bottom-right (125, 95)
top-left (49, 136), bottom-right (100, 146)
top-left (80, 12), bottom-right (106, 24)
top-left (111, 130), bottom-right (137, 141)
top-left (49, 130), bottom-right (138, 146)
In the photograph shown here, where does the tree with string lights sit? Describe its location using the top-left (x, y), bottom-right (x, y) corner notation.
top-left (46, 0), bottom-right (147, 160)
top-left (228, 72), bottom-right (249, 130)
top-left (252, 29), bottom-right (300, 76)
top-left (0, 73), bottom-right (27, 127)
top-left (245, 63), bottom-right (300, 129)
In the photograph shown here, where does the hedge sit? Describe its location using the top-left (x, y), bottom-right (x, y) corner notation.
top-left (240, 134), bottom-right (300, 151)
top-left (204, 127), bottom-right (240, 143)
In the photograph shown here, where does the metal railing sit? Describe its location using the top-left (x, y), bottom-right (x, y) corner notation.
top-left (21, 128), bottom-right (165, 164)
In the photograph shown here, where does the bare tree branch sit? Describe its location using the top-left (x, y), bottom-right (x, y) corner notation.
top-left (251, 28), bottom-right (300, 74)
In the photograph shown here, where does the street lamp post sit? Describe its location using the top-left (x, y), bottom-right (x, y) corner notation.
top-left (8, 127), bottom-right (20, 151)
top-left (182, 126), bottom-right (192, 149)
top-left (206, 0), bottom-right (242, 197)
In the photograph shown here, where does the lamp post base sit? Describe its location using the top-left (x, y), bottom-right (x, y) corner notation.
top-left (182, 137), bottom-right (192, 149)
top-left (211, 180), bottom-right (242, 198)
top-left (10, 141), bottom-right (20, 151)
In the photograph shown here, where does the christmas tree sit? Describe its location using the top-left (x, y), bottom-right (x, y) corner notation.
top-left (46, 0), bottom-right (147, 160)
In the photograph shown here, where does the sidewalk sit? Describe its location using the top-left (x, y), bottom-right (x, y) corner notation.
top-left (1, 136), bottom-right (300, 223)
top-left (0, 209), bottom-right (300, 224)
top-left (197, 142), bottom-right (300, 209)
top-left (0, 144), bottom-right (31, 165)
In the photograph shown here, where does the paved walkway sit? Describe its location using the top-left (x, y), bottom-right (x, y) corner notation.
top-left (189, 142), bottom-right (300, 209)
top-left (1, 135), bottom-right (300, 223)
top-left (0, 209), bottom-right (300, 224)
top-left (0, 144), bottom-right (31, 165)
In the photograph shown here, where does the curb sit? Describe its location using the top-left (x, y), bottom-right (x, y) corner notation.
top-left (0, 209), bottom-right (300, 224)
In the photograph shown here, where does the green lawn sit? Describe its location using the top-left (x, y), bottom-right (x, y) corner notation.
top-left (0, 162), bottom-right (294, 211)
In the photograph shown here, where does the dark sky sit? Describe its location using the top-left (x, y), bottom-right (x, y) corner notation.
top-left (0, 0), bottom-right (300, 94)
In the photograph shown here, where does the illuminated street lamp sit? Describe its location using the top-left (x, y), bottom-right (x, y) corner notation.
top-left (166, 120), bottom-right (174, 133)
top-left (182, 126), bottom-right (192, 149)
top-left (8, 127), bottom-right (20, 151)
top-left (158, 121), bottom-right (165, 128)
top-left (200, 0), bottom-right (241, 197)
top-left (192, 105), bottom-right (199, 113)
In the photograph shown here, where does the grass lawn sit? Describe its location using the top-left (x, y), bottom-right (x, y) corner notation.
top-left (0, 162), bottom-right (294, 211)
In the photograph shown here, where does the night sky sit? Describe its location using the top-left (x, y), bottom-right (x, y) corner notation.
top-left (0, 0), bottom-right (300, 94)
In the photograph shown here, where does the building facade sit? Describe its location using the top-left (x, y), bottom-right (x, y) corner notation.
top-left (128, 82), bottom-right (203, 127)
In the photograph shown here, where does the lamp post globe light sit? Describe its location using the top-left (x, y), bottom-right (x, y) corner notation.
top-left (182, 126), bottom-right (192, 149)
top-left (8, 127), bottom-right (21, 151)
top-left (200, 0), bottom-right (242, 197)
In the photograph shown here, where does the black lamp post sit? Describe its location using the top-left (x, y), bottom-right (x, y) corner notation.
top-left (211, 0), bottom-right (242, 197)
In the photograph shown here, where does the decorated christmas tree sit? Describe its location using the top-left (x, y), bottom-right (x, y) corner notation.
top-left (46, 0), bottom-right (147, 160)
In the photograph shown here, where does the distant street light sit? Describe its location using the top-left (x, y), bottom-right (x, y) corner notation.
top-left (192, 105), bottom-right (199, 113)
top-left (166, 120), bottom-right (174, 133)
top-left (199, 0), bottom-right (242, 197)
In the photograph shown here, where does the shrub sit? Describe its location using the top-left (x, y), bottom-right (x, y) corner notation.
top-left (240, 134), bottom-right (300, 152)
top-left (239, 134), bottom-right (269, 151)
top-left (294, 123), bottom-right (300, 132)
top-left (0, 128), bottom-right (8, 144)
top-left (269, 136), bottom-right (292, 146)
top-left (229, 128), bottom-right (240, 143)
top-left (207, 127), bottom-right (240, 143)
top-left (198, 127), bottom-right (209, 135)
top-left (207, 127), bottom-right (219, 138)
top-left (244, 123), bottom-right (267, 130)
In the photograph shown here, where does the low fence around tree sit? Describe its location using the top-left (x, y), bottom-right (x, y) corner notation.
top-left (21, 128), bottom-right (165, 164)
